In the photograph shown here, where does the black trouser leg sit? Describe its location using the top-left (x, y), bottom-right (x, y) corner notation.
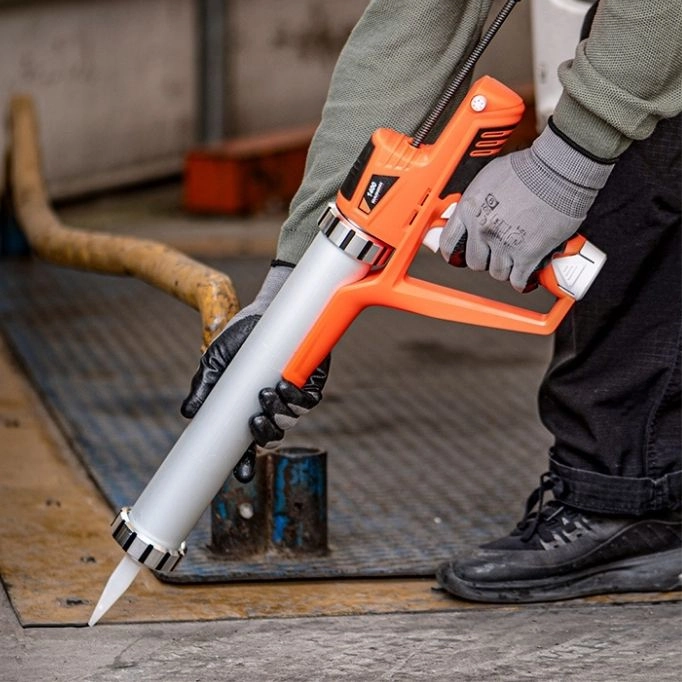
top-left (538, 114), bottom-right (682, 515)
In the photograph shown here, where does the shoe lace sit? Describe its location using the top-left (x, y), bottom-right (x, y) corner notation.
top-left (515, 472), bottom-right (574, 543)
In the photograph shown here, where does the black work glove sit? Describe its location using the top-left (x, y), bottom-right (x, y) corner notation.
top-left (180, 263), bottom-right (330, 482)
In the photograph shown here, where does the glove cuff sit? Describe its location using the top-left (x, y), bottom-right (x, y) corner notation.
top-left (227, 263), bottom-right (293, 329)
top-left (249, 264), bottom-right (293, 315)
top-left (532, 124), bottom-right (614, 191)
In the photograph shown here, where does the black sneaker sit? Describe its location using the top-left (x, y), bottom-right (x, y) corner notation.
top-left (436, 473), bottom-right (682, 603)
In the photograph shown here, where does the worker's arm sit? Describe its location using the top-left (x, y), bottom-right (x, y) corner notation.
top-left (554, 0), bottom-right (682, 159)
top-left (276, 0), bottom-right (495, 264)
top-left (440, 0), bottom-right (682, 288)
top-left (183, 0), bottom-right (494, 444)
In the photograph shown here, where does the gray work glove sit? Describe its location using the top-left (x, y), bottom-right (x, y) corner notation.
top-left (439, 123), bottom-right (614, 291)
top-left (181, 263), bottom-right (330, 482)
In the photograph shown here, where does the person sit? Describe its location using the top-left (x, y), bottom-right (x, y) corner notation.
top-left (181, 0), bottom-right (682, 602)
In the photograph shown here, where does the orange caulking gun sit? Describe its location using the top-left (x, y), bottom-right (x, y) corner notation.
top-left (89, 0), bottom-right (604, 625)
top-left (283, 0), bottom-right (605, 385)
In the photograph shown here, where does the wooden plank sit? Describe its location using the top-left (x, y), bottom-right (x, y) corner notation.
top-left (0, 335), bottom-right (453, 626)
top-left (0, 336), bottom-right (678, 627)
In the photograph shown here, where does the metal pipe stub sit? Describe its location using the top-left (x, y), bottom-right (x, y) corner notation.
top-left (269, 446), bottom-right (328, 555)
top-left (111, 507), bottom-right (186, 572)
top-left (211, 446), bottom-right (328, 559)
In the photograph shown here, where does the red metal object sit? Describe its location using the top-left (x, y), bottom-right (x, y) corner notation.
top-left (183, 124), bottom-right (318, 215)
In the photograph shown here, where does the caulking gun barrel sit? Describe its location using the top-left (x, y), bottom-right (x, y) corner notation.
top-left (89, 206), bottom-right (387, 626)
top-left (114, 213), bottom-right (387, 561)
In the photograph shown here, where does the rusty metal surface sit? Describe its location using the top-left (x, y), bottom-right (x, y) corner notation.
top-left (267, 447), bottom-right (328, 556)
top-left (211, 452), bottom-right (270, 558)
top-left (8, 95), bottom-right (239, 350)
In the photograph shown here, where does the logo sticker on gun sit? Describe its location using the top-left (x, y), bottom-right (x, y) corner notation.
top-left (359, 174), bottom-right (398, 214)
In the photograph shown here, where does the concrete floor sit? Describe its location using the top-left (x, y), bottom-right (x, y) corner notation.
top-left (1, 182), bottom-right (681, 681)
top-left (1, 584), bottom-right (681, 681)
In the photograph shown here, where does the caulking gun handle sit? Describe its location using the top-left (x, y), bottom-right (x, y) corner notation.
top-left (422, 226), bottom-right (606, 301)
top-left (536, 234), bottom-right (606, 301)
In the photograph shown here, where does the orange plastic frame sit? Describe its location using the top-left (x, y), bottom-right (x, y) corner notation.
top-left (283, 76), bottom-right (579, 386)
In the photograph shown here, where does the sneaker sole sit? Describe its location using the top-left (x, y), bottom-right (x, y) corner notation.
top-left (436, 548), bottom-right (682, 603)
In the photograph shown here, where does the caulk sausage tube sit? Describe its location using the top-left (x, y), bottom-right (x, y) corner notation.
top-left (90, 218), bottom-right (384, 625)
top-left (127, 223), bottom-right (381, 550)
top-left (89, 210), bottom-right (385, 625)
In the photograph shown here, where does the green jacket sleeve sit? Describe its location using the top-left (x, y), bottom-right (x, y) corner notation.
top-left (276, 0), bottom-right (494, 264)
top-left (554, 0), bottom-right (682, 160)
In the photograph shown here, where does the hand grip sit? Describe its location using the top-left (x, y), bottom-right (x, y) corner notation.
top-left (422, 226), bottom-right (605, 301)
top-left (537, 235), bottom-right (606, 301)
top-left (283, 76), bottom-right (603, 387)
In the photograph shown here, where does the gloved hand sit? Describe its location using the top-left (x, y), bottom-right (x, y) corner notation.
top-left (181, 263), bottom-right (330, 481)
top-left (439, 122), bottom-right (614, 291)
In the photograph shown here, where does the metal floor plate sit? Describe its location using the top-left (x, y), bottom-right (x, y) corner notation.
top-left (0, 252), bottom-right (555, 581)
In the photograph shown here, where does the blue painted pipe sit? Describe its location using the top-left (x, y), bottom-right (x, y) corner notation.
top-left (210, 446), bottom-right (328, 558)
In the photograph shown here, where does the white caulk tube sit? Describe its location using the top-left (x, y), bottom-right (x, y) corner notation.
top-left (89, 205), bottom-right (388, 625)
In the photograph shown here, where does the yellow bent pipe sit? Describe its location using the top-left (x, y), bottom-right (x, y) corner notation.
top-left (8, 94), bottom-right (240, 351)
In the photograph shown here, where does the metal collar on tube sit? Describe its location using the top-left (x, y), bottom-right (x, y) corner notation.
top-left (318, 203), bottom-right (390, 266)
top-left (111, 508), bottom-right (186, 573)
